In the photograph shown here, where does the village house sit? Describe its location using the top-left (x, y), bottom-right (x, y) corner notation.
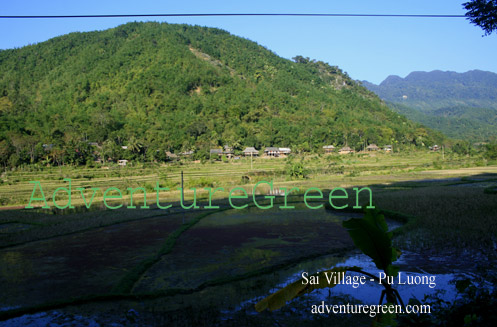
top-left (366, 144), bottom-right (379, 151)
top-left (118, 159), bottom-right (128, 166)
top-left (264, 147), bottom-right (280, 157)
top-left (180, 150), bottom-right (194, 156)
top-left (87, 142), bottom-right (100, 147)
top-left (339, 146), bottom-right (354, 155)
top-left (210, 148), bottom-right (223, 159)
top-left (383, 145), bottom-right (392, 152)
top-left (279, 147), bottom-right (291, 156)
top-left (242, 147), bottom-right (259, 157)
top-left (166, 151), bottom-right (178, 160)
top-left (323, 145), bottom-right (335, 154)
top-left (223, 145), bottom-right (234, 159)
top-left (430, 145), bottom-right (440, 151)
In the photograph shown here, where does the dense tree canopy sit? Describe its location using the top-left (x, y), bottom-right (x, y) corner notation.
top-left (0, 22), bottom-right (444, 167)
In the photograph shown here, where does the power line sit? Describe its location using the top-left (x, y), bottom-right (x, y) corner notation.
top-left (0, 13), bottom-right (466, 19)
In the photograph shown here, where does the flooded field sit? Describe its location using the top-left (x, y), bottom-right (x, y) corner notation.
top-left (0, 173), bottom-right (496, 326)
top-left (0, 213), bottom-right (186, 309)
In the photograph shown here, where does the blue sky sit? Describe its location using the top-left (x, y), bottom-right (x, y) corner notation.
top-left (1, 0), bottom-right (496, 84)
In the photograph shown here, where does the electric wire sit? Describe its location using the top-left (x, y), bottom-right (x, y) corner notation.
top-left (0, 13), bottom-right (466, 19)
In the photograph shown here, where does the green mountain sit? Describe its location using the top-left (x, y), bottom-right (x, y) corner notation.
top-left (0, 22), bottom-right (442, 166)
top-left (387, 102), bottom-right (497, 141)
top-left (362, 70), bottom-right (497, 141)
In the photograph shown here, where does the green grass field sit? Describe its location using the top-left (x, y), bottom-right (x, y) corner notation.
top-left (0, 150), bottom-right (492, 208)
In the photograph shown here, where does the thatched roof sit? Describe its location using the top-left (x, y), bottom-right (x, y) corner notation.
top-left (243, 147), bottom-right (258, 153)
top-left (366, 144), bottom-right (379, 150)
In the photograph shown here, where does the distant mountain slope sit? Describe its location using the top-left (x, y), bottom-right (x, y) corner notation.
top-left (387, 102), bottom-right (497, 141)
top-left (0, 22), bottom-right (442, 166)
top-left (363, 70), bottom-right (497, 111)
top-left (362, 70), bottom-right (497, 141)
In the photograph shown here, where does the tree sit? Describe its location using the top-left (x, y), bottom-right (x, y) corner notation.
top-left (463, 0), bottom-right (497, 35)
top-left (127, 136), bottom-right (144, 159)
top-left (485, 142), bottom-right (497, 160)
top-left (0, 140), bottom-right (13, 168)
top-left (452, 141), bottom-right (471, 156)
top-left (101, 139), bottom-right (119, 163)
top-left (292, 55), bottom-right (310, 64)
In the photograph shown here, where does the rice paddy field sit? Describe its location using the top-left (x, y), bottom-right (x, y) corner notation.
top-left (0, 151), bottom-right (496, 326)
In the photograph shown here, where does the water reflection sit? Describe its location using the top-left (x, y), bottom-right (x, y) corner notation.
top-left (225, 250), bottom-right (469, 320)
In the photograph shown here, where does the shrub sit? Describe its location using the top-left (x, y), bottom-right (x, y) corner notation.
top-left (285, 161), bottom-right (308, 179)
top-left (433, 160), bottom-right (443, 170)
top-left (187, 177), bottom-right (215, 188)
top-left (484, 143), bottom-right (497, 160)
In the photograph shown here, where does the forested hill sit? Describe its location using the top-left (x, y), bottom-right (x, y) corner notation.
top-left (362, 70), bottom-right (497, 141)
top-left (0, 22), bottom-right (442, 165)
